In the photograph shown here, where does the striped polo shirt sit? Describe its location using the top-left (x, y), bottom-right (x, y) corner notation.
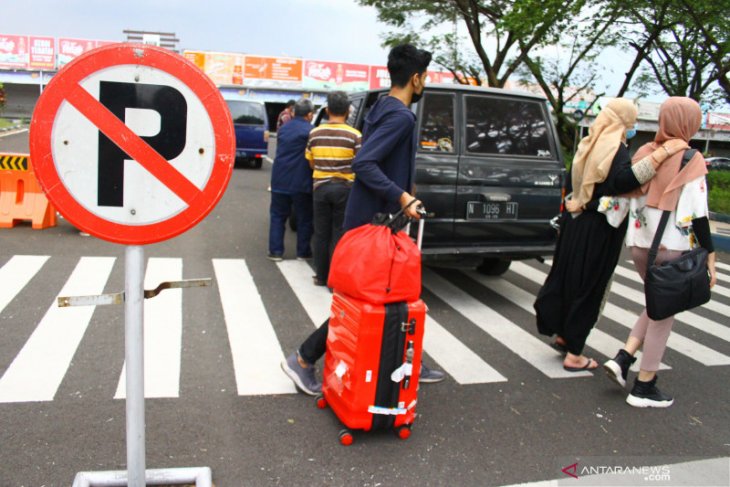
top-left (305, 123), bottom-right (362, 190)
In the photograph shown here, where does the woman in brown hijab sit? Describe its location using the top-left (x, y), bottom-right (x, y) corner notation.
top-left (603, 97), bottom-right (718, 408)
top-left (534, 98), bottom-right (688, 372)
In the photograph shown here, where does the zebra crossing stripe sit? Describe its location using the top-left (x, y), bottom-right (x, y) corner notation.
top-left (511, 262), bottom-right (730, 366)
top-left (115, 258), bottom-right (183, 399)
top-left (0, 257), bottom-right (116, 403)
top-left (0, 255), bottom-right (49, 314)
top-left (214, 259), bottom-right (295, 395)
top-left (276, 260), bottom-right (331, 326)
top-left (716, 261), bottom-right (730, 273)
top-left (422, 314), bottom-right (508, 384)
top-left (423, 268), bottom-right (591, 379)
top-left (465, 271), bottom-right (670, 372)
top-left (277, 260), bottom-right (505, 384)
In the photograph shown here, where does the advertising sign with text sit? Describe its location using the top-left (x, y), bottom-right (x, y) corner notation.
top-left (29, 36), bottom-right (55, 69)
top-left (369, 65), bottom-right (390, 89)
top-left (303, 60), bottom-right (369, 91)
top-left (59, 38), bottom-right (105, 67)
top-left (205, 51), bottom-right (245, 86)
top-left (0, 34), bottom-right (29, 69)
top-left (707, 112), bottom-right (730, 131)
top-left (244, 56), bottom-right (302, 88)
top-left (426, 71), bottom-right (455, 84)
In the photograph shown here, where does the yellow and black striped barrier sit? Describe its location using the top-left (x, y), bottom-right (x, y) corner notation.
top-left (0, 153), bottom-right (29, 171)
top-left (0, 152), bottom-right (57, 229)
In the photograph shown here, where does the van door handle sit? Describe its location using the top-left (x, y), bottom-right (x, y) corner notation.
top-left (483, 194), bottom-right (511, 202)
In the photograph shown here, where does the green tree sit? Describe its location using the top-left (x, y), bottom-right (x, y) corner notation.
top-left (615, 0), bottom-right (729, 107)
top-left (359, 0), bottom-right (586, 88)
top-left (360, 0), bottom-right (600, 151)
top-left (679, 0), bottom-right (730, 104)
top-left (515, 4), bottom-right (622, 150)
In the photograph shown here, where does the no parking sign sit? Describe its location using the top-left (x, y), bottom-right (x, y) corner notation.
top-left (30, 44), bottom-right (233, 486)
top-left (30, 43), bottom-right (235, 244)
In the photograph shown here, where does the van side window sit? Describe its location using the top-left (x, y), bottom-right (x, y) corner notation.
top-left (346, 98), bottom-right (362, 127)
top-left (465, 96), bottom-right (552, 158)
top-left (418, 93), bottom-right (455, 153)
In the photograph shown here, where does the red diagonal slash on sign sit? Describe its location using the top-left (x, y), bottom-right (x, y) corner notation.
top-left (65, 82), bottom-right (201, 206)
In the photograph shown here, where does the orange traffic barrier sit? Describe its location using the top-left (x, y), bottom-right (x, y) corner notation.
top-left (0, 153), bottom-right (57, 229)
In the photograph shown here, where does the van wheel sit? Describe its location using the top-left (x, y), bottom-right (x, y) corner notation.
top-left (250, 158), bottom-right (263, 169)
top-left (476, 258), bottom-right (511, 276)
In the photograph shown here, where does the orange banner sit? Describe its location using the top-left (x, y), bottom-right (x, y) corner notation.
top-left (244, 56), bottom-right (302, 88)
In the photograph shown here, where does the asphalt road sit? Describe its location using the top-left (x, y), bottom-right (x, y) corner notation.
top-left (1, 130), bottom-right (729, 486)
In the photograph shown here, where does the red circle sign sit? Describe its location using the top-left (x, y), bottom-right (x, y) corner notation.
top-left (30, 43), bottom-right (235, 245)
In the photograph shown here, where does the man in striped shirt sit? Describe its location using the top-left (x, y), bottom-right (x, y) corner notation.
top-left (305, 91), bottom-right (362, 286)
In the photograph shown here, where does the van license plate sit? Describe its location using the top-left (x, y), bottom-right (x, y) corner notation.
top-left (466, 202), bottom-right (518, 220)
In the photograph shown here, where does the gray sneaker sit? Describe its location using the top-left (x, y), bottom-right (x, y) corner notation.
top-left (419, 363), bottom-right (446, 383)
top-left (281, 352), bottom-right (321, 396)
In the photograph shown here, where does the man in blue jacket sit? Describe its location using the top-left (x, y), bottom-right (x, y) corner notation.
top-left (282, 44), bottom-right (445, 395)
top-left (268, 99), bottom-right (315, 261)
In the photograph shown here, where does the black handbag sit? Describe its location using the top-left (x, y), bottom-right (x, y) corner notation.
top-left (644, 149), bottom-right (711, 320)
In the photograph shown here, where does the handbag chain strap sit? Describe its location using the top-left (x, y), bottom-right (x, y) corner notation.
top-left (647, 148), bottom-right (698, 267)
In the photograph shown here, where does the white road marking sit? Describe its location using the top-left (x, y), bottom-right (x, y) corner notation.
top-left (0, 257), bottom-right (115, 402)
top-left (423, 268), bottom-right (592, 378)
top-left (214, 259), bottom-right (295, 395)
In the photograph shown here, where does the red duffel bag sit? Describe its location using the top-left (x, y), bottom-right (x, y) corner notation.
top-left (327, 213), bottom-right (421, 304)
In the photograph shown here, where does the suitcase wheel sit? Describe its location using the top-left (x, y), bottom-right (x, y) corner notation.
top-left (395, 424), bottom-right (412, 440)
top-left (338, 429), bottom-right (354, 446)
top-left (315, 394), bottom-right (327, 409)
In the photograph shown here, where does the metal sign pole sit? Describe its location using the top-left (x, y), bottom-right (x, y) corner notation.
top-left (125, 245), bottom-right (146, 487)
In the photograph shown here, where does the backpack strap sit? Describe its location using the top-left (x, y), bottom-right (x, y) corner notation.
top-left (647, 148), bottom-right (698, 266)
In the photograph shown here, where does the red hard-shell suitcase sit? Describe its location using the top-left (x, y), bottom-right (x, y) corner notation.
top-left (318, 291), bottom-right (426, 445)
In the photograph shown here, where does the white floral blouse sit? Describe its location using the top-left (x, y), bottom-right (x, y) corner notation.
top-left (598, 176), bottom-right (709, 251)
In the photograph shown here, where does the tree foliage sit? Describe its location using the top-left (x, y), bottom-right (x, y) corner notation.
top-left (359, 0), bottom-right (730, 152)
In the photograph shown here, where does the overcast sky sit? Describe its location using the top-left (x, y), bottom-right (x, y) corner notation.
top-left (5, 0), bottom-right (717, 107)
top-left (3, 0), bottom-right (392, 65)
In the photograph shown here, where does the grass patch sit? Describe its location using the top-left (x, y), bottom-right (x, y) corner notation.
top-left (0, 118), bottom-right (14, 129)
top-left (708, 171), bottom-right (730, 214)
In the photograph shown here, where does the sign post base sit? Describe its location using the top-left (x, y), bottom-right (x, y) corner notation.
top-left (72, 467), bottom-right (213, 487)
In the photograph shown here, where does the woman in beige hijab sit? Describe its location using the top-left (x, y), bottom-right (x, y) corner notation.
top-left (535, 98), bottom-right (688, 372)
top-left (603, 97), bottom-right (718, 408)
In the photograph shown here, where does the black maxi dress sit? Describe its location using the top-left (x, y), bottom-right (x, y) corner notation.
top-left (534, 143), bottom-right (643, 355)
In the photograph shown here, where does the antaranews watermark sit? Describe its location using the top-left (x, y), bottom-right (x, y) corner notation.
top-left (556, 456), bottom-right (730, 486)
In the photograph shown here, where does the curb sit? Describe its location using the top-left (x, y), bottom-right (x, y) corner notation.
top-left (712, 233), bottom-right (730, 253)
top-left (709, 213), bottom-right (730, 253)
top-left (710, 211), bottom-right (730, 224)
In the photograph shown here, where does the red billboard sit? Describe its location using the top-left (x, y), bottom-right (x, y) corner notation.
top-left (369, 65), bottom-right (390, 89)
top-left (707, 112), bottom-right (730, 131)
top-left (29, 36), bottom-right (55, 69)
top-left (427, 70), bottom-right (455, 84)
top-left (58, 38), bottom-right (102, 66)
top-left (303, 60), bottom-right (369, 91)
top-left (0, 34), bottom-right (29, 69)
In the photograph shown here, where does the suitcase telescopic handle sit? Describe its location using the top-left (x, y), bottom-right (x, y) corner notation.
top-left (416, 213), bottom-right (425, 250)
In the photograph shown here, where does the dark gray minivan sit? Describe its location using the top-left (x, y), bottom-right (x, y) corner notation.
top-left (344, 84), bottom-right (565, 275)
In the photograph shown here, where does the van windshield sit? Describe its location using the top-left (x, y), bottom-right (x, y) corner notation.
top-left (226, 100), bottom-right (266, 125)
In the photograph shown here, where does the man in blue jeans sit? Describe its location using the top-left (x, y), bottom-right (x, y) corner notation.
top-left (281, 44), bottom-right (445, 394)
top-left (268, 99), bottom-right (315, 261)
